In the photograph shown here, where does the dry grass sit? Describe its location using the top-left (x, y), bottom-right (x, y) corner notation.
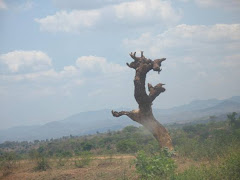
top-left (0, 155), bottom-right (211, 180)
top-left (0, 155), bottom-right (137, 180)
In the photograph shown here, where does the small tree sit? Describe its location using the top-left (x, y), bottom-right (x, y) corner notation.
top-left (227, 112), bottom-right (240, 129)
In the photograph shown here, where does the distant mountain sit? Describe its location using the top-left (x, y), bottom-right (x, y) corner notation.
top-left (0, 96), bottom-right (240, 143)
top-left (0, 110), bottom-right (138, 142)
top-left (157, 98), bottom-right (221, 114)
top-left (229, 96), bottom-right (240, 103)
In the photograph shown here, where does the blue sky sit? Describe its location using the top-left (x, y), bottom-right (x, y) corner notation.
top-left (0, 0), bottom-right (240, 129)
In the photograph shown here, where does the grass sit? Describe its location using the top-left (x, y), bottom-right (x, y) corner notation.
top-left (0, 154), bottom-right (215, 180)
top-left (0, 155), bottom-right (137, 180)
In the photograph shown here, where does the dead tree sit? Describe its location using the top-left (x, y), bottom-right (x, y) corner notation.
top-left (112, 51), bottom-right (173, 150)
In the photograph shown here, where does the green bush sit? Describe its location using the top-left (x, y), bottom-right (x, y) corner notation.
top-left (116, 140), bottom-right (138, 153)
top-left (74, 151), bottom-right (92, 168)
top-left (34, 156), bottom-right (50, 171)
top-left (174, 165), bottom-right (221, 180)
top-left (220, 152), bottom-right (240, 180)
top-left (135, 150), bottom-right (176, 180)
top-left (56, 157), bottom-right (68, 167)
top-left (175, 152), bottom-right (240, 180)
top-left (0, 152), bottom-right (17, 176)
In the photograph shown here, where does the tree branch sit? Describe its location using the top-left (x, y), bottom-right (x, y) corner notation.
top-left (148, 83), bottom-right (165, 102)
top-left (153, 58), bottom-right (166, 73)
top-left (111, 110), bottom-right (140, 122)
top-left (127, 52), bottom-right (152, 70)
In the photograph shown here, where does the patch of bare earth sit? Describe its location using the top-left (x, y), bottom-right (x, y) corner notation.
top-left (0, 155), bottom-right (137, 180)
top-left (0, 155), bottom-right (212, 180)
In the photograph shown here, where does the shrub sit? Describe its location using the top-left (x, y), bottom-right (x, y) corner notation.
top-left (56, 157), bottom-right (68, 167)
top-left (135, 150), bottom-right (176, 180)
top-left (175, 152), bottom-right (240, 180)
top-left (220, 152), bottom-right (240, 180)
top-left (0, 152), bottom-right (17, 176)
top-left (116, 140), bottom-right (138, 153)
top-left (74, 151), bottom-right (92, 168)
top-left (174, 166), bottom-right (220, 180)
top-left (34, 156), bottom-right (50, 171)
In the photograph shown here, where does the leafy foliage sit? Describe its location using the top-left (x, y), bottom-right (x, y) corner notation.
top-left (227, 112), bottom-right (240, 129)
top-left (74, 151), bottom-right (92, 168)
top-left (135, 150), bottom-right (176, 180)
top-left (0, 152), bottom-right (18, 176)
top-left (175, 152), bottom-right (240, 180)
top-left (34, 156), bottom-right (50, 171)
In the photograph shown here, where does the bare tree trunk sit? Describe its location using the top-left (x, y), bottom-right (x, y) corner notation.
top-left (112, 51), bottom-right (173, 150)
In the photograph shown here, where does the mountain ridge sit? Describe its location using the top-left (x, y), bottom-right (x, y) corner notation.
top-left (1, 96), bottom-right (239, 143)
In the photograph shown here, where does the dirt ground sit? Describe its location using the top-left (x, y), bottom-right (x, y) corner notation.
top-left (0, 155), bottom-right (208, 180)
top-left (0, 155), bottom-right (137, 180)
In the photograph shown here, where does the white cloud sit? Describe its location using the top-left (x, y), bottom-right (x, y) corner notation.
top-left (17, 1), bottom-right (34, 11)
top-left (76, 55), bottom-right (127, 74)
top-left (0, 53), bottom-right (127, 81)
top-left (0, 0), bottom-right (35, 11)
top-left (194, 0), bottom-right (240, 9)
top-left (0, 50), bottom-right (52, 73)
top-left (178, 0), bottom-right (240, 10)
top-left (52, 0), bottom-right (134, 10)
top-left (0, 0), bottom-right (7, 9)
top-left (0, 52), bottom-right (128, 98)
top-left (36, 0), bottom-right (181, 33)
top-left (35, 10), bottom-right (101, 32)
top-left (60, 65), bottom-right (78, 77)
top-left (114, 0), bottom-right (181, 24)
top-left (162, 24), bottom-right (240, 41)
top-left (123, 24), bottom-right (240, 56)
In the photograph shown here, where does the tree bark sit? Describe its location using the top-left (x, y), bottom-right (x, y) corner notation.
top-left (112, 51), bottom-right (173, 150)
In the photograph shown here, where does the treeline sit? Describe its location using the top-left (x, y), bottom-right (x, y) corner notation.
top-left (0, 126), bottom-right (158, 158)
top-left (1, 112), bottom-right (240, 161)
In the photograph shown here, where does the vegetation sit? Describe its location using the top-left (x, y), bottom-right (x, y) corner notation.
top-left (74, 151), bottom-right (92, 168)
top-left (0, 152), bottom-right (18, 176)
top-left (0, 112), bottom-right (240, 179)
top-left (174, 151), bottom-right (240, 180)
top-left (34, 156), bottom-right (50, 171)
top-left (135, 150), bottom-right (176, 179)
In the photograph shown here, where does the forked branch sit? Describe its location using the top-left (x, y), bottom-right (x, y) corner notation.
top-left (148, 83), bottom-right (165, 102)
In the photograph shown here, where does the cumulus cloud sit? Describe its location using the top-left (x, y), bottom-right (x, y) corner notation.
top-left (76, 55), bottom-right (127, 74)
top-left (195, 0), bottom-right (240, 9)
top-left (0, 53), bottom-right (133, 125)
top-left (52, 0), bottom-right (134, 10)
top-left (35, 10), bottom-right (101, 32)
top-left (123, 24), bottom-right (240, 56)
top-left (17, 1), bottom-right (34, 11)
top-left (0, 50), bottom-right (52, 73)
top-left (0, 0), bottom-right (35, 11)
top-left (114, 0), bottom-right (181, 24)
top-left (178, 0), bottom-right (240, 10)
top-left (0, 51), bottom-right (128, 85)
top-left (0, 0), bottom-right (7, 9)
top-left (36, 0), bottom-right (181, 33)
top-left (123, 24), bottom-right (240, 78)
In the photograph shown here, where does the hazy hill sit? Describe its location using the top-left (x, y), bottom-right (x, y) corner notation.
top-left (0, 96), bottom-right (239, 143)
